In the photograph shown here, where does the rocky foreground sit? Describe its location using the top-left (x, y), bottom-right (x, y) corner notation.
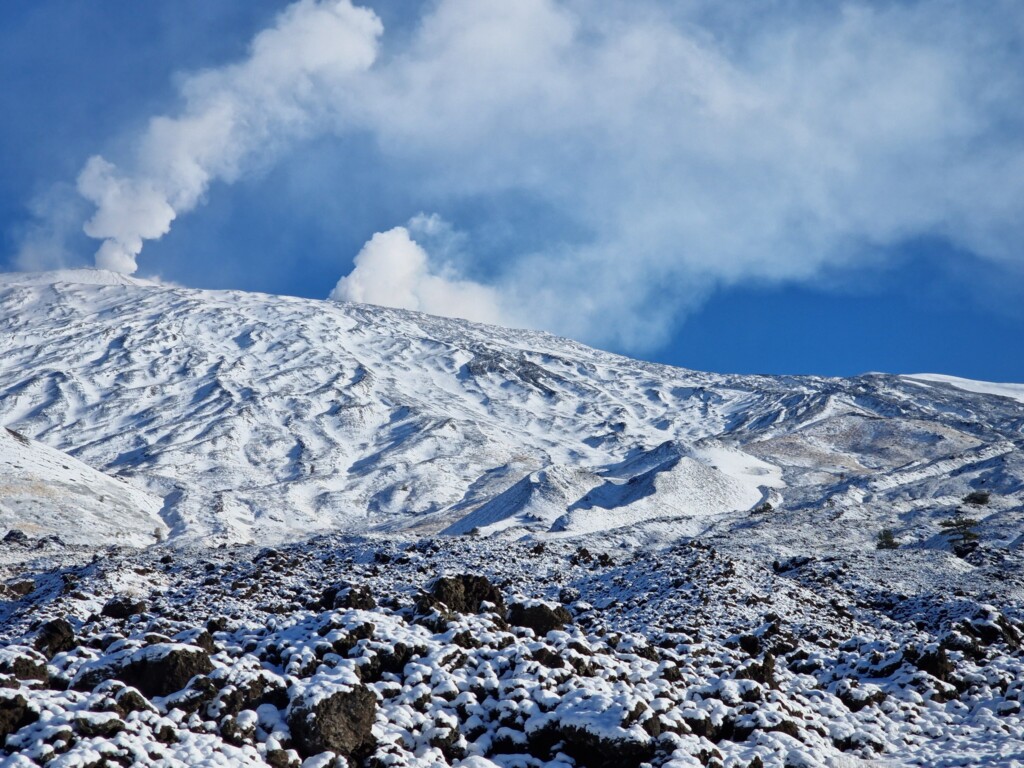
top-left (2, 533), bottom-right (1023, 768)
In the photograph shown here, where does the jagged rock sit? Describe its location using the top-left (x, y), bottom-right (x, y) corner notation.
top-left (559, 586), bottom-right (581, 604)
top-left (74, 644), bottom-right (213, 698)
top-left (737, 653), bottom-right (775, 688)
top-left (165, 675), bottom-right (219, 714)
top-left (207, 671), bottom-right (287, 718)
top-left (7, 580), bottom-right (35, 597)
top-left (101, 596), bottom-right (147, 619)
top-left (422, 574), bottom-right (505, 615)
top-left (173, 627), bottom-right (217, 654)
top-left (35, 618), bottom-right (76, 659)
top-left (0, 691), bottom-right (39, 743)
top-left (73, 713), bottom-right (125, 738)
top-left (266, 748), bottom-right (296, 768)
top-left (528, 722), bottom-right (655, 768)
top-left (908, 645), bottom-right (953, 683)
top-left (2, 530), bottom-right (29, 546)
top-left (321, 583), bottom-right (376, 611)
top-left (571, 547), bottom-right (593, 565)
top-left (115, 686), bottom-right (157, 714)
top-left (738, 634), bottom-right (760, 656)
top-left (287, 685), bottom-right (377, 759)
top-left (0, 647), bottom-right (49, 683)
top-left (508, 602), bottom-right (572, 634)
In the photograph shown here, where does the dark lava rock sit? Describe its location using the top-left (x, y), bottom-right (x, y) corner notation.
top-left (101, 596), bottom-right (147, 620)
top-left (508, 602), bottom-right (572, 635)
top-left (75, 644), bottom-right (213, 698)
top-left (737, 653), bottom-right (776, 688)
top-left (559, 586), bottom-right (581, 604)
top-left (266, 748), bottom-right (297, 768)
top-left (73, 713), bottom-right (125, 738)
top-left (1, 691), bottom-right (39, 743)
top-left (738, 634), bottom-right (761, 656)
top-left (35, 618), bottom-right (76, 659)
top-left (288, 685), bottom-right (377, 759)
top-left (208, 672), bottom-right (287, 718)
top-left (528, 722), bottom-right (655, 768)
top-left (7, 580), bottom-right (35, 597)
top-left (0, 648), bottom-right (49, 683)
top-left (115, 686), bottom-right (157, 715)
top-left (908, 645), bottom-right (953, 683)
top-left (2, 530), bottom-right (29, 546)
top-left (424, 574), bottom-right (505, 615)
top-left (321, 583), bottom-right (377, 611)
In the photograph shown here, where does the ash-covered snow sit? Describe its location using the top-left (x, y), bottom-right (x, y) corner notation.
top-left (0, 427), bottom-right (165, 554)
top-left (1, 270), bottom-right (1023, 766)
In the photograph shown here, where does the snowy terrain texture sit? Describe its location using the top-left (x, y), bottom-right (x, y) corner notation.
top-left (1, 270), bottom-right (1023, 767)
top-left (2, 270), bottom-right (1021, 552)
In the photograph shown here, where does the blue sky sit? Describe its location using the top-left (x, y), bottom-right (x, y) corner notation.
top-left (2, 0), bottom-right (1023, 380)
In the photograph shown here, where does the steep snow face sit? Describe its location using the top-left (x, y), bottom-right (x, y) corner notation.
top-left (0, 426), bottom-right (165, 551)
top-left (905, 373), bottom-right (1024, 405)
top-left (0, 270), bottom-right (1022, 549)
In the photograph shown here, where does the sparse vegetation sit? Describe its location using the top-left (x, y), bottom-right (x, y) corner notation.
top-left (963, 490), bottom-right (990, 506)
top-left (940, 511), bottom-right (980, 554)
top-left (876, 528), bottom-right (900, 550)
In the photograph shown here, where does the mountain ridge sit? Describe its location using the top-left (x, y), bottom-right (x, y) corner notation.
top-left (0, 269), bottom-right (1021, 556)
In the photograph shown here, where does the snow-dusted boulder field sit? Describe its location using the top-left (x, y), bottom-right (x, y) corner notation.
top-left (1, 536), bottom-right (1023, 767)
top-left (1, 270), bottom-right (1023, 766)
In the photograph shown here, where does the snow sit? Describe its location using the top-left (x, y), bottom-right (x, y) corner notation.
top-left (905, 373), bottom-right (1024, 405)
top-left (1, 270), bottom-right (1024, 766)
top-left (3, 271), bottom-right (1020, 557)
top-left (0, 426), bottom-right (165, 555)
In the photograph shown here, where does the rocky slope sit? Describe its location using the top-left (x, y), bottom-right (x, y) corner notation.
top-left (1, 534), bottom-right (1023, 767)
top-left (1, 269), bottom-right (1024, 767)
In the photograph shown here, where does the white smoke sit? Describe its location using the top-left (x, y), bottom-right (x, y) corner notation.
top-left (19, 0), bottom-right (1024, 349)
top-left (329, 224), bottom-right (509, 325)
top-left (76, 0), bottom-right (382, 274)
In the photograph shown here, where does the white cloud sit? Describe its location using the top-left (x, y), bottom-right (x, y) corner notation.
top-left (329, 224), bottom-right (509, 326)
top-left (340, 0), bottom-right (1024, 347)
top-left (21, 0), bottom-right (1024, 350)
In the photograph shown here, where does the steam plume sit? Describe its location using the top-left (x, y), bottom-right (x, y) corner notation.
top-left (77, 0), bottom-right (381, 274)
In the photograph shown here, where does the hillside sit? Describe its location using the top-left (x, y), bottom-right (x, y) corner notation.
top-left (1, 270), bottom-right (1024, 767)
top-left (0, 269), bottom-right (1021, 556)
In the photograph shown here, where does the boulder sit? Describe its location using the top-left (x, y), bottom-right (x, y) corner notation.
top-left (73, 713), bottom-right (125, 738)
top-left (0, 691), bottom-right (38, 743)
top-left (2, 530), bottom-right (29, 546)
top-left (35, 618), bottom-right (76, 659)
top-left (74, 644), bottom-right (213, 698)
top-left (423, 574), bottom-right (505, 615)
top-left (101, 596), bottom-right (147, 620)
top-left (0, 647), bottom-right (49, 683)
top-left (288, 685), bottom-right (377, 759)
top-left (321, 583), bottom-right (376, 611)
top-left (508, 602), bottom-right (572, 634)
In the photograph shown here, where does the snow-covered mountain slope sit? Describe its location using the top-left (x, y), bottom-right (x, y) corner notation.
top-left (905, 373), bottom-right (1024, 404)
top-left (3, 270), bottom-right (1024, 768)
top-left (0, 269), bottom-right (1022, 554)
top-left (0, 426), bottom-right (165, 552)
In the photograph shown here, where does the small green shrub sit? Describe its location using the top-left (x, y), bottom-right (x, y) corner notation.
top-left (963, 490), bottom-right (990, 506)
top-left (876, 528), bottom-right (899, 550)
top-left (940, 512), bottom-right (980, 555)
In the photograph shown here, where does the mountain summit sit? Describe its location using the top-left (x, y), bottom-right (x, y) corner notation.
top-left (0, 269), bottom-right (1021, 555)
